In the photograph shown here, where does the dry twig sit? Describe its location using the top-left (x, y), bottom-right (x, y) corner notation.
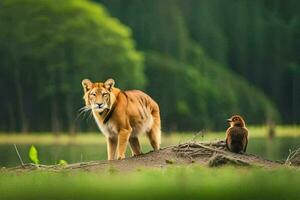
top-left (285, 147), bottom-right (300, 166)
top-left (13, 144), bottom-right (24, 167)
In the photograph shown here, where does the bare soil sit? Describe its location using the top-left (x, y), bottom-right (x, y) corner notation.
top-left (9, 140), bottom-right (296, 172)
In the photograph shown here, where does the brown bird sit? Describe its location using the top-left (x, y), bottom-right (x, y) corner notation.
top-left (226, 115), bottom-right (248, 153)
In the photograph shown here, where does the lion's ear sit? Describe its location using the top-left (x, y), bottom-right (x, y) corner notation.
top-left (104, 78), bottom-right (115, 91)
top-left (82, 79), bottom-right (93, 93)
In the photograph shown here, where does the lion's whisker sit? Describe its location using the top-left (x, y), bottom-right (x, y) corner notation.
top-left (75, 106), bottom-right (91, 121)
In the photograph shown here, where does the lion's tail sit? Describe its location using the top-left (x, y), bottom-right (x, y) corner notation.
top-left (151, 104), bottom-right (161, 145)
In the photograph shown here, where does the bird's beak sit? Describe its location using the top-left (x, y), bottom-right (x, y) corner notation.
top-left (227, 118), bottom-right (232, 122)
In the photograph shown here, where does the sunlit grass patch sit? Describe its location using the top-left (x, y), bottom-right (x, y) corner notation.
top-left (0, 125), bottom-right (299, 145)
top-left (0, 166), bottom-right (299, 200)
top-left (0, 133), bottom-right (106, 145)
top-left (247, 125), bottom-right (300, 138)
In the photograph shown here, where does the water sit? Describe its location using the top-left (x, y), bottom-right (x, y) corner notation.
top-left (0, 137), bottom-right (299, 167)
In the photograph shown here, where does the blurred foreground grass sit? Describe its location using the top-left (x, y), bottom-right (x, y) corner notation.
top-left (0, 166), bottom-right (299, 200)
top-left (0, 125), bottom-right (299, 145)
top-left (0, 127), bottom-right (299, 200)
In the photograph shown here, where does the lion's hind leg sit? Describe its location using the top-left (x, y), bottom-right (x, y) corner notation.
top-left (146, 113), bottom-right (161, 151)
top-left (129, 136), bottom-right (142, 156)
top-left (146, 128), bottom-right (160, 151)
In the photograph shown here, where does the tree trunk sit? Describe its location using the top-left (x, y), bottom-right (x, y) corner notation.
top-left (293, 70), bottom-right (300, 124)
top-left (14, 63), bottom-right (28, 133)
top-left (66, 94), bottom-right (76, 135)
top-left (51, 98), bottom-right (60, 135)
top-left (10, 43), bottom-right (28, 133)
top-left (7, 102), bottom-right (16, 132)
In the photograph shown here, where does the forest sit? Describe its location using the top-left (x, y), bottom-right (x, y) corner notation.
top-left (0, 0), bottom-right (299, 132)
top-left (0, 1), bottom-right (300, 199)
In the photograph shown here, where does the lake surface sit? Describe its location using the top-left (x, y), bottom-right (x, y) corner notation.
top-left (0, 137), bottom-right (299, 167)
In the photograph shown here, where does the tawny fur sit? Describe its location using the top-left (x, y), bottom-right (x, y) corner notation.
top-left (225, 115), bottom-right (248, 153)
top-left (82, 78), bottom-right (161, 160)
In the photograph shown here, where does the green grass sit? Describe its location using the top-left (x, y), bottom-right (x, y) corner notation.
top-left (0, 166), bottom-right (299, 200)
top-left (0, 125), bottom-right (299, 144)
top-left (0, 126), bottom-right (299, 199)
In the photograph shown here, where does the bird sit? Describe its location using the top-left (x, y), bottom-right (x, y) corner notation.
top-left (225, 115), bottom-right (248, 153)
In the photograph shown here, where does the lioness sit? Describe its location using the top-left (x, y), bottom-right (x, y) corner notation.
top-left (81, 78), bottom-right (161, 160)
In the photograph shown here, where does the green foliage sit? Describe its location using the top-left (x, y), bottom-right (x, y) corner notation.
top-left (145, 49), bottom-right (279, 130)
top-left (188, 44), bottom-right (280, 124)
top-left (0, 0), bottom-right (144, 131)
top-left (0, 0), bottom-right (298, 132)
top-left (58, 160), bottom-right (68, 166)
top-left (28, 145), bottom-right (39, 164)
top-left (99, 0), bottom-right (189, 61)
top-left (98, 0), bottom-right (299, 126)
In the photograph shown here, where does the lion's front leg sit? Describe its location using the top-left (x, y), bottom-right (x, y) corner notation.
top-left (117, 128), bottom-right (132, 159)
top-left (107, 136), bottom-right (118, 160)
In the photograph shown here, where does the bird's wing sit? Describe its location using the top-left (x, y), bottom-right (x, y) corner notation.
top-left (244, 138), bottom-right (248, 152)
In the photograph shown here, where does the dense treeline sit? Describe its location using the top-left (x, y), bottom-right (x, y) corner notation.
top-left (99, 0), bottom-right (300, 124)
top-left (0, 0), bottom-right (144, 133)
top-left (0, 0), bottom-right (297, 133)
top-left (145, 50), bottom-right (278, 130)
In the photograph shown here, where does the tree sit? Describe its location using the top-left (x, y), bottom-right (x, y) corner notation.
top-left (0, 0), bottom-right (144, 132)
top-left (99, 0), bottom-right (189, 61)
top-left (145, 46), bottom-right (279, 131)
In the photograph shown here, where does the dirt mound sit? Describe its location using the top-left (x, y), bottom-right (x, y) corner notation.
top-left (8, 140), bottom-right (288, 172)
top-left (208, 155), bottom-right (250, 167)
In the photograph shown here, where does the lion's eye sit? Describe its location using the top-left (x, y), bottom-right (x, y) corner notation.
top-left (103, 93), bottom-right (109, 98)
top-left (90, 93), bottom-right (96, 96)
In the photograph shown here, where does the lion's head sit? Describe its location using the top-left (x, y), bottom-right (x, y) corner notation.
top-left (81, 78), bottom-right (116, 113)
